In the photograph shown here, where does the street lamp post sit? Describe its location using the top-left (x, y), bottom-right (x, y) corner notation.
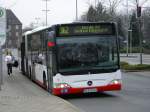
top-left (76, 0), bottom-right (78, 21)
top-left (42, 0), bottom-right (50, 26)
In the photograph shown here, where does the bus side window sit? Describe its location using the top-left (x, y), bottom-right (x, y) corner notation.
top-left (37, 53), bottom-right (45, 64)
top-left (30, 34), bottom-right (42, 64)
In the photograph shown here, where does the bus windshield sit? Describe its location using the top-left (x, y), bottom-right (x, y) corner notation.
top-left (56, 36), bottom-right (119, 74)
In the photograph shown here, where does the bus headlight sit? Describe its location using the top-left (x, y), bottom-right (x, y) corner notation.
top-left (109, 79), bottom-right (121, 85)
top-left (55, 83), bottom-right (71, 88)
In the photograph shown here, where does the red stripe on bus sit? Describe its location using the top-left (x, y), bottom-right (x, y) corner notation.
top-left (52, 84), bottom-right (121, 95)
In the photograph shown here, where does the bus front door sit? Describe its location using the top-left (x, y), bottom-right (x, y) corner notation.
top-left (46, 31), bottom-right (55, 93)
top-left (47, 51), bottom-right (53, 93)
top-left (21, 42), bottom-right (25, 74)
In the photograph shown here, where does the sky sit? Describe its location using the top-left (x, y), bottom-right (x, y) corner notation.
top-left (0, 0), bottom-right (150, 28)
top-left (0, 0), bottom-right (99, 28)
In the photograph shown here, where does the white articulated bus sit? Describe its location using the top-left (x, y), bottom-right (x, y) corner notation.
top-left (20, 22), bottom-right (122, 95)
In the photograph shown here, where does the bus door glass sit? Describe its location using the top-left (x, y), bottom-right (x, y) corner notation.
top-left (21, 42), bottom-right (25, 74)
top-left (46, 31), bottom-right (55, 92)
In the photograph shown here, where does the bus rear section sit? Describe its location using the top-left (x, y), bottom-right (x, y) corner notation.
top-left (52, 23), bottom-right (122, 95)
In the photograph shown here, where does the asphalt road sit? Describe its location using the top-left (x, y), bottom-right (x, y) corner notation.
top-left (66, 72), bottom-right (150, 112)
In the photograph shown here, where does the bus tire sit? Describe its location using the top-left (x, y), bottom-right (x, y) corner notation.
top-left (43, 71), bottom-right (47, 89)
top-left (27, 66), bottom-right (30, 78)
top-left (29, 67), bottom-right (32, 79)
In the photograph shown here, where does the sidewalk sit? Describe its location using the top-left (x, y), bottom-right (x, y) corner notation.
top-left (0, 62), bottom-right (81, 112)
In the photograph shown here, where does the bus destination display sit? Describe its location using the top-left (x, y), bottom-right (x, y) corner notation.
top-left (58, 24), bottom-right (115, 36)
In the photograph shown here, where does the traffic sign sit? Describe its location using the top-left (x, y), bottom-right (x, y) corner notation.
top-left (0, 7), bottom-right (6, 46)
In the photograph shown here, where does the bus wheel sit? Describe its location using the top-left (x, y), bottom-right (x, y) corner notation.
top-left (29, 67), bottom-right (32, 79)
top-left (28, 66), bottom-right (31, 78)
top-left (43, 71), bottom-right (47, 89)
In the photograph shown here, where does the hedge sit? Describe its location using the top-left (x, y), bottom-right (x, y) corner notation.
top-left (120, 61), bottom-right (150, 70)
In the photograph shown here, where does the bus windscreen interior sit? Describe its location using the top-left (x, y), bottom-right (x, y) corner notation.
top-left (56, 36), bottom-right (118, 73)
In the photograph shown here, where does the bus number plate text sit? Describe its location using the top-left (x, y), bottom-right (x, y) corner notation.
top-left (83, 88), bottom-right (97, 93)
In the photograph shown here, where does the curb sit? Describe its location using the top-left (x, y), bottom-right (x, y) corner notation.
top-left (121, 69), bottom-right (150, 73)
top-left (121, 70), bottom-right (150, 78)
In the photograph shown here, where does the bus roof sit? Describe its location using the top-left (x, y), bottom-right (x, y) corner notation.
top-left (31, 26), bottom-right (49, 34)
top-left (23, 31), bottom-right (32, 36)
top-left (55, 22), bottom-right (116, 26)
top-left (23, 26), bottom-right (50, 36)
top-left (23, 22), bottom-right (116, 36)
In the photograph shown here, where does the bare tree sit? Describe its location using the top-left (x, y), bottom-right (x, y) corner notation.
top-left (142, 8), bottom-right (150, 41)
top-left (106, 0), bottom-right (122, 15)
top-left (86, 5), bottom-right (97, 22)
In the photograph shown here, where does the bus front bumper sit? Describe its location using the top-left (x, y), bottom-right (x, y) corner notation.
top-left (52, 83), bottom-right (121, 96)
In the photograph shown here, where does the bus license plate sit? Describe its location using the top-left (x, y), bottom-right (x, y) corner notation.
top-left (83, 88), bottom-right (97, 93)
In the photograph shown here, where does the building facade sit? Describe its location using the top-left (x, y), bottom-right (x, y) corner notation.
top-left (4, 9), bottom-right (22, 48)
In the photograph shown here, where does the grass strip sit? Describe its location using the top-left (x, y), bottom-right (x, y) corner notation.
top-left (120, 61), bottom-right (150, 70)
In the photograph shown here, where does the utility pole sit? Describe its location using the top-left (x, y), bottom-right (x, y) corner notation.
top-left (42, 0), bottom-right (50, 26)
top-left (76, 0), bottom-right (78, 21)
top-left (139, 18), bottom-right (143, 64)
top-left (126, 0), bottom-right (129, 56)
top-left (137, 5), bottom-right (143, 64)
